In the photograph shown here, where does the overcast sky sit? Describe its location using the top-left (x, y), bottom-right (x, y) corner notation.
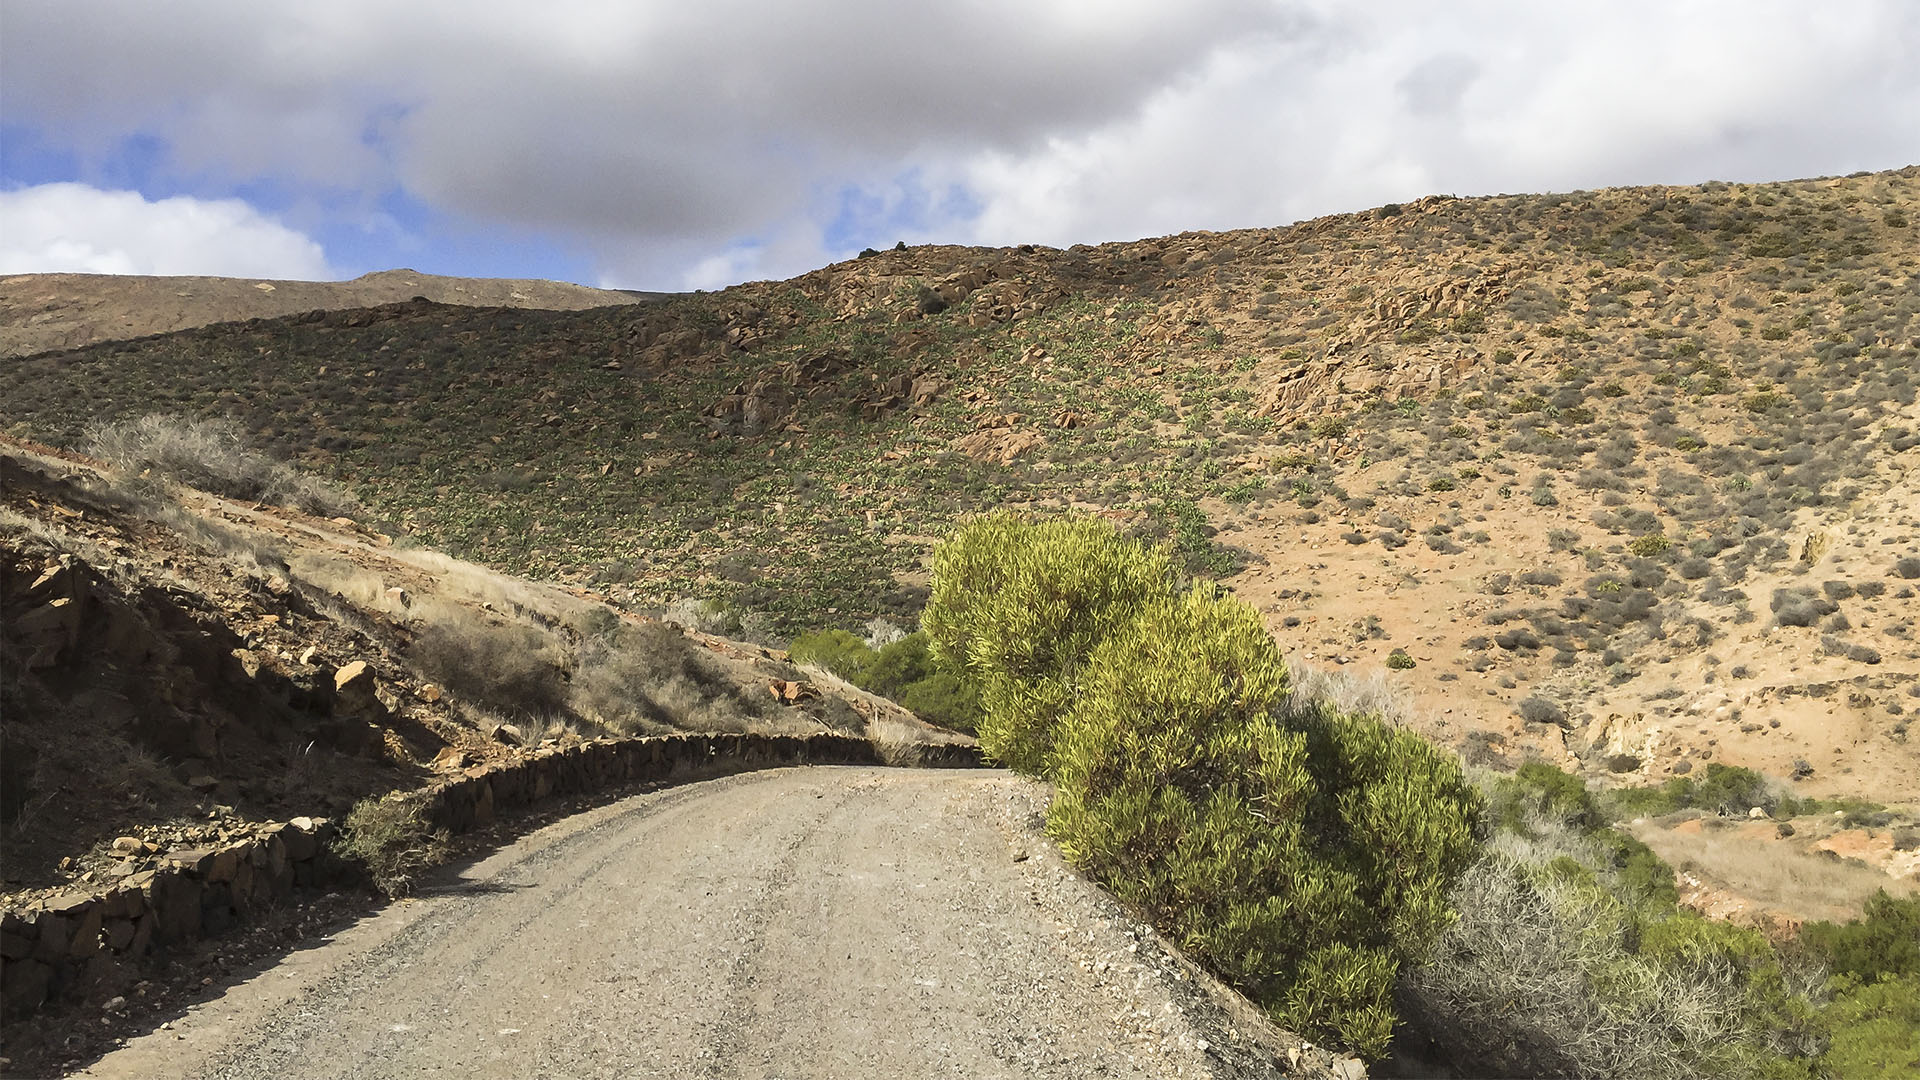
top-left (3, 1), bottom-right (1916, 291)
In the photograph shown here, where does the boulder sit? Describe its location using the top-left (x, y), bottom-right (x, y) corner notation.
top-left (333, 661), bottom-right (386, 719)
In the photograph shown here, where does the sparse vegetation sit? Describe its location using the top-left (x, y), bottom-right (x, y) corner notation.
top-left (333, 795), bottom-right (451, 897)
top-left (85, 413), bottom-right (359, 517)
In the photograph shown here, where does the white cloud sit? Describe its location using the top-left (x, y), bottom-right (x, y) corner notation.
top-left (2, 2), bottom-right (1915, 288)
top-left (0, 183), bottom-right (334, 279)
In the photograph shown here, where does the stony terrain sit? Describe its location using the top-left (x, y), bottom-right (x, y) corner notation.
top-left (0, 269), bottom-right (650, 358)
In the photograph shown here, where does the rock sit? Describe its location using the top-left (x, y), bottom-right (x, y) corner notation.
top-left (205, 846), bottom-right (242, 883)
top-left (383, 586), bottom-right (410, 608)
top-left (165, 849), bottom-right (216, 876)
top-left (767, 680), bottom-right (815, 705)
top-left (280, 819), bottom-right (321, 862)
top-left (418, 683), bottom-right (443, 703)
top-left (333, 661), bottom-right (386, 720)
top-left (490, 723), bottom-right (525, 747)
top-left (299, 645), bottom-right (319, 666)
top-left (0, 958), bottom-right (51, 1020)
top-left (1748, 806), bottom-right (1770, 820)
top-left (334, 660), bottom-right (371, 694)
top-left (187, 774), bottom-right (219, 791)
top-left (40, 892), bottom-right (94, 918)
top-left (432, 746), bottom-right (470, 771)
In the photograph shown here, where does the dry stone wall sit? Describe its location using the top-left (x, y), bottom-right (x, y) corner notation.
top-left (1, 731), bottom-right (981, 1022)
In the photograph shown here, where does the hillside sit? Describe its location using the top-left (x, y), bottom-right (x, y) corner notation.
top-left (0, 436), bottom-right (967, 909)
top-left (0, 268), bottom-right (652, 358)
top-left (3, 168), bottom-right (1917, 824)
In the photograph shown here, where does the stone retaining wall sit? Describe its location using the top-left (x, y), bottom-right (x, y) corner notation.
top-left (1, 731), bottom-right (982, 1022)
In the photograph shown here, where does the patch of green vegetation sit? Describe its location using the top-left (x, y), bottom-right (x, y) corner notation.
top-left (926, 512), bottom-right (1481, 1058)
top-left (789, 628), bottom-right (981, 734)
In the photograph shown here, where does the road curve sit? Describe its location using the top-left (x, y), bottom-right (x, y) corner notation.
top-left (79, 767), bottom-right (1279, 1080)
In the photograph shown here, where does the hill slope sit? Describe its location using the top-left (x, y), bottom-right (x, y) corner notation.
top-left (3, 168), bottom-right (1917, 811)
top-left (0, 436), bottom-right (965, 905)
top-left (0, 268), bottom-right (653, 358)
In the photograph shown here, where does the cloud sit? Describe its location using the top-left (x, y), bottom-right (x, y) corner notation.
top-left (0, 183), bottom-right (334, 279)
top-left (954, 1), bottom-right (1920, 248)
top-left (2, 1), bottom-right (1915, 288)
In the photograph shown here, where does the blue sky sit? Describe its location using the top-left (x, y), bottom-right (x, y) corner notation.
top-left (3, 2), bottom-right (1916, 291)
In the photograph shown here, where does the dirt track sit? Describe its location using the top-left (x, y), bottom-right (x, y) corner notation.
top-left (77, 768), bottom-right (1327, 1080)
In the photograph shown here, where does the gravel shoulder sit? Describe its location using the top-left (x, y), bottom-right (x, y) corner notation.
top-left (72, 767), bottom-right (1354, 1080)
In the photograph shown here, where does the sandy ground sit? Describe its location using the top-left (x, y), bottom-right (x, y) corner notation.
top-left (74, 768), bottom-right (1344, 1080)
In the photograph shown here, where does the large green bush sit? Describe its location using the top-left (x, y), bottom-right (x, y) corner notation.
top-left (929, 513), bottom-right (1481, 1055)
top-left (923, 511), bottom-right (1172, 773)
top-left (1046, 588), bottom-right (1479, 1055)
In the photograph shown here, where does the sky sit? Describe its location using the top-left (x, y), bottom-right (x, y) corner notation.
top-left (3, 2), bottom-right (1917, 292)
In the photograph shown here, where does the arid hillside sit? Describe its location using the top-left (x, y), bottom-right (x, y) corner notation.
top-left (0, 268), bottom-right (652, 358)
top-left (0, 435), bottom-right (966, 910)
top-left (3, 169), bottom-right (1916, 818)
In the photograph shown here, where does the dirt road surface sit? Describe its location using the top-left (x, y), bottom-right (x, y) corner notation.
top-left (76, 768), bottom-right (1336, 1080)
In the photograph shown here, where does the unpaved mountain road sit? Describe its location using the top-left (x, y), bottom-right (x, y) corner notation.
top-left (78, 768), bottom-right (1340, 1080)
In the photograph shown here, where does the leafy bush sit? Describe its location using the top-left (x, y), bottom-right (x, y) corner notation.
top-left (788, 628), bottom-right (980, 734)
top-left (929, 512), bottom-right (1482, 1056)
top-left (334, 795), bottom-right (451, 897)
top-left (1603, 763), bottom-right (1778, 819)
top-left (86, 413), bottom-right (359, 516)
top-left (1820, 974), bottom-right (1920, 1080)
top-left (787, 628), bottom-right (875, 683)
top-left (1048, 584), bottom-right (1480, 1056)
top-left (1804, 890), bottom-right (1920, 984)
top-left (923, 512), bottom-right (1172, 772)
top-left (1488, 761), bottom-right (1601, 835)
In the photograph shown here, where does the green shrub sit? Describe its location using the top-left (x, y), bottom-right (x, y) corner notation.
top-left (1047, 584), bottom-right (1481, 1055)
top-left (789, 629), bottom-right (981, 734)
top-left (1386, 649), bottom-right (1416, 669)
top-left (1804, 890), bottom-right (1920, 984)
top-left (787, 628), bottom-right (875, 683)
top-left (1603, 763), bottom-right (1776, 819)
top-left (1821, 974), bottom-right (1920, 1080)
top-left (334, 796), bottom-right (451, 897)
top-left (1628, 533), bottom-right (1673, 557)
top-left (1489, 761), bottom-right (1601, 834)
top-left (923, 512), bottom-right (1172, 773)
top-left (896, 669), bottom-right (981, 735)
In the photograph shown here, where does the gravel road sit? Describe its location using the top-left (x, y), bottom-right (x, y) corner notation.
top-left (77, 767), bottom-right (1353, 1080)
